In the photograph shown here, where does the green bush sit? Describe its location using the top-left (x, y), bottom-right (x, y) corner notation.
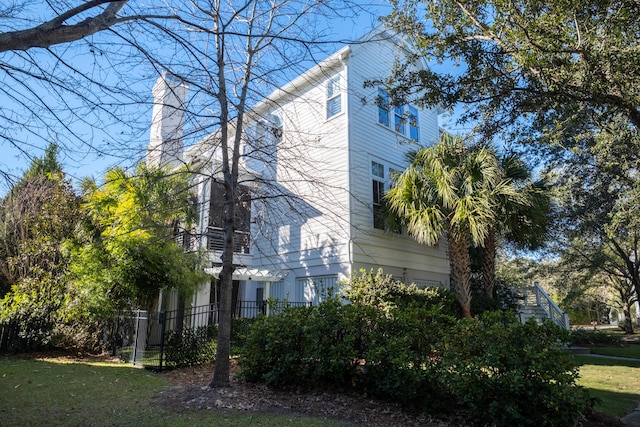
top-left (239, 272), bottom-right (591, 426)
top-left (240, 293), bottom-right (457, 411)
top-left (358, 301), bottom-right (455, 412)
top-left (569, 328), bottom-right (624, 346)
top-left (345, 268), bottom-right (459, 315)
top-left (239, 303), bottom-right (314, 387)
top-left (437, 313), bottom-right (591, 426)
top-left (164, 325), bottom-right (217, 368)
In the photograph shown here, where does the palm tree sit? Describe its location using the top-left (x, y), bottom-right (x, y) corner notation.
top-left (478, 153), bottom-right (550, 298)
top-left (386, 134), bottom-right (521, 317)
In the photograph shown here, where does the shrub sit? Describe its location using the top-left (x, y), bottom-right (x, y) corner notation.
top-left (240, 293), bottom-right (457, 411)
top-left (345, 268), bottom-right (459, 316)
top-left (358, 301), bottom-right (456, 412)
top-left (239, 303), bottom-right (315, 387)
top-left (569, 328), bottom-right (624, 346)
top-left (164, 325), bottom-right (217, 368)
top-left (437, 313), bottom-right (591, 426)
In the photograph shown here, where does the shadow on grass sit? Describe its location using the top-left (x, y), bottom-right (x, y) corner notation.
top-left (575, 355), bottom-right (640, 417)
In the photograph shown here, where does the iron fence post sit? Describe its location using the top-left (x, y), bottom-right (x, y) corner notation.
top-left (158, 311), bottom-right (166, 370)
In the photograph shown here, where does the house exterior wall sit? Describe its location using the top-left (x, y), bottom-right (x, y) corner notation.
top-left (151, 29), bottom-right (451, 309)
top-left (344, 34), bottom-right (450, 288)
top-left (246, 52), bottom-right (353, 302)
top-left (242, 32), bottom-right (450, 303)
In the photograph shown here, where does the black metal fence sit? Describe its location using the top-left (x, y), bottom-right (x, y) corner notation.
top-left (0, 321), bottom-right (18, 352)
top-left (111, 300), bottom-right (310, 370)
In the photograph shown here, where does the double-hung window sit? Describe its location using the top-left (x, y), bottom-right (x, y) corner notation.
top-left (326, 75), bottom-right (342, 118)
top-left (408, 105), bottom-right (419, 141)
top-left (297, 275), bottom-right (339, 304)
top-left (378, 87), bottom-right (419, 141)
top-left (372, 161), bottom-right (403, 232)
top-left (394, 106), bottom-right (406, 134)
top-left (372, 161), bottom-right (386, 230)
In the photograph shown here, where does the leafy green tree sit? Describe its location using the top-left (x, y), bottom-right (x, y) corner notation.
top-left (386, 0), bottom-right (640, 142)
top-left (70, 163), bottom-right (204, 317)
top-left (0, 146), bottom-right (80, 348)
top-left (386, 134), bottom-right (521, 317)
top-left (477, 153), bottom-right (550, 297)
top-left (541, 120), bottom-right (640, 332)
top-left (0, 143), bottom-right (69, 294)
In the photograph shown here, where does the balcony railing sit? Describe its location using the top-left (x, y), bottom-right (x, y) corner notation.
top-left (207, 226), bottom-right (250, 254)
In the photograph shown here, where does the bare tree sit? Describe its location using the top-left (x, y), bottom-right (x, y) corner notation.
top-left (1, 0), bottom-right (377, 386)
top-left (138, 0), bottom-right (364, 388)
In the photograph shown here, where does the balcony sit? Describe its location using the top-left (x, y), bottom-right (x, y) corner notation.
top-left (206, 226), bottom-right (250, 254)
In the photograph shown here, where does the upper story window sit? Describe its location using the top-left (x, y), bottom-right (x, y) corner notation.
top-left (378, 87), bottom-right (420, 142)
top-left (209, 181), bottom-right (251, 253)
top-left (378, 88), bottom-right (389, 126)
top-left (372, 161), bottom-right (386, 230)
top-left (326, 75), bottom-right (342, 118)
top-left (408, 105), bottom-right (419, 140)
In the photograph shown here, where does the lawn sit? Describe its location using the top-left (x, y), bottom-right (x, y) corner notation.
top-left (576, 354), bottom-right (640, 417)
top-left (589, 344), bottom-right (640, 359)
top-left (0, 357), bottom-right (351, 427)
top-left (3, 352), bottom-right (639, 425)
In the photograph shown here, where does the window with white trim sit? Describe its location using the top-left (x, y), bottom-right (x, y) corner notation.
top-left (372, 161), bottom-right (386, 230)
top-left (296, 275), bottom-right (339, 305)
top-left (271, 280), bottom-right (285, 300)
top-left (378, 87), bottom-right (420, 141)
top-left (408, 105), bottom-right (419, 140)
top-left (378, 88), bottom-right (390, 126)
top-left (326, 76), bottom-right (342, 118)
top-left (372, 160), bottom-right (403, 232)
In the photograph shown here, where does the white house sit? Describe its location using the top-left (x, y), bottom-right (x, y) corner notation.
top-left (148, 28), bottom-right (450, 314)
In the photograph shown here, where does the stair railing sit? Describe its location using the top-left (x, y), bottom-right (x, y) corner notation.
top-left (520, 283), bottom-right (570, 330)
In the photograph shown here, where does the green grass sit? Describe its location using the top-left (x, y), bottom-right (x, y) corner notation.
top-left (0, 357), bottom-right (352, 427)
top-left (575, 355), bottom-right (640, 417)
top-left (590, 345), bottom-right (640, 359)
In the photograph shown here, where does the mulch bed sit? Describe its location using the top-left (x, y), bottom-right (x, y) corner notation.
top-left (154, 361), bottom-right (621, 427)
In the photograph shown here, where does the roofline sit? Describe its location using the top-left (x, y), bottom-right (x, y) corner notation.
top-left (251, 45), bottom-right (352, 116)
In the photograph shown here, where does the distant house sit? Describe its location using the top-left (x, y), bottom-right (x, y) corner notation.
top-left (147, 28), bottom-right (450, 315)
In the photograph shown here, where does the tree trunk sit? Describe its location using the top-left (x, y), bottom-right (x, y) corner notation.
top-left (209, 202), bottom-right (235, 388)
top-left (481, 231), bottom-right (496, 298)
top-left (449, 232), bottom-right (472, 318)
top-left (622, 304), bottom-right (634, 334)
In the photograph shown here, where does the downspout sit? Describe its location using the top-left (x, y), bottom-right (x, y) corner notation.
top-left (339, 49), bottom-right (354, 275)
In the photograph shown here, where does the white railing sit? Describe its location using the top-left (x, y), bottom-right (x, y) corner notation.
top-left (519, 283), bottom-right (570, 330)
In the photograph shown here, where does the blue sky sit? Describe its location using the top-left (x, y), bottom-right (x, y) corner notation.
top-left (1, 1), bottom-right (399, 195)
top-left (1, 1), bottom-right (478, 194)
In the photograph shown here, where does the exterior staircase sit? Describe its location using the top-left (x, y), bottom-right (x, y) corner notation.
top-left (516, 283), bottom-right (570, 330)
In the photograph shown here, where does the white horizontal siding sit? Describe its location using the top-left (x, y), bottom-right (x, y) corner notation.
top-left (345, 36), bottom-right (450, 283)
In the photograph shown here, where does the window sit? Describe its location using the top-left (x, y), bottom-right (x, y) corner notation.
top-left (326, 76), bottom-right (341, 118)
top-left (372, 161), bottom-right (386, 230)
top-left (394, 106), bottom-right (405, 134)
top-left (378, 88), bottom-right (389, 126)
top-left (372, 161), bottom-right (402, 232)
top-left (208, 181), bottom-right (251, 253)
top-left (408, 105), bottom-right (419, 140)
top-left (296, 275), bottom-right (339, 305)
top-left (269, 280), bottom-right (285, 300)
top-left (378, 87), bottom-right (419, 141)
